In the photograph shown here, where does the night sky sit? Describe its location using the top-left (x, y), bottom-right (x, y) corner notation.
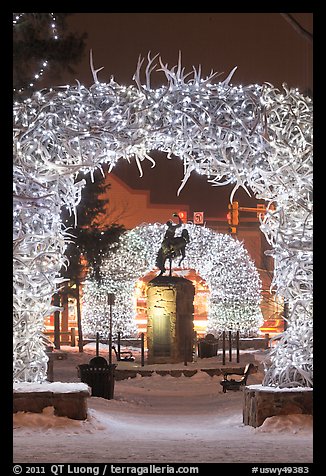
top-left (41, 13), bottom-right (313, 218)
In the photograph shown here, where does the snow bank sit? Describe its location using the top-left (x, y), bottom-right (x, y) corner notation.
top-left (13, 382), bottom-right (90, 393)
top-left (247, 384), bottom-right (313, 392)
top-left (13, 406), bottom-right (84, 429)
top-left (255, 414), bottom-right (313, 434)
top-left (13, 406), bottom-right (107, 433)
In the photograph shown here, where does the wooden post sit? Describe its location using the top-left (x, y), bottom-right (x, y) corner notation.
top-left (96, 332), bottom-right (100, 356)
top-left (76, 281), bottom-right (83, 353)
top-left (264, 333), bottom-right (270, 350)
top-left (184, 333), bottom-right (188, 366)
top-left (236, 330), bottom-right (240, 363)
top-left (117, 331), bottom-right (121, 361)
top-left (47, 354), bottom-right (54, 382)
top-left (71, 327), bottom-right (76, 347)
top-left (109, 309), bottom-right (112, 365)
top-left (228, 331), bottom-right (232, 362)
top-left (61, 287), bottom-right (69, 334)
top-left (222, 331), bottom-right (226, 365)
top-left (107, 293), bottom-right (115, 365)
top-left (141, 333), bottom-right (145, 367)
top-left (53, 292), bottom-right (61, 350)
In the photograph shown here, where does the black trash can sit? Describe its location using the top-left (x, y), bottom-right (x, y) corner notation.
top-left (77, 356), bottom-right (116, 399)
top-left (197, 334), bottom-right (218, 358)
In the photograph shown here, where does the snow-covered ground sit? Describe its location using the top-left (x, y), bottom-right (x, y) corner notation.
top-left (13, 344), bottom-right (313, 464)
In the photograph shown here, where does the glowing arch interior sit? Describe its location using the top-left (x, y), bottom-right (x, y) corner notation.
top-left (13, 54), bottom-right (313, 387)
top-left (81, 223), bottom-right (264, 338)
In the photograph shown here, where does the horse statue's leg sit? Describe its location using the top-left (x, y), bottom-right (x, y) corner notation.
top-left (156, 248), bottom-right (166, 275)
top-left (178, 243), bottom-right (186, 266)
top-left (168, 256), bottom-right (173, 277)
top-left (159, 257), bottom-right (166, 275)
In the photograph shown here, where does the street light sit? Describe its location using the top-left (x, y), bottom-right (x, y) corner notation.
top-left (107, 293), bottom-right (115, 364)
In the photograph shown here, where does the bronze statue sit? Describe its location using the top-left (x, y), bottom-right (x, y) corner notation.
top-left (156, 213), bottom-right (190, 276)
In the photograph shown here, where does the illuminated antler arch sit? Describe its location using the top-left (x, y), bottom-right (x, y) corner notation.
top-left (82, 223), bottom-right (264, 339)
top-left (13, 53), bottom-right (313, 387)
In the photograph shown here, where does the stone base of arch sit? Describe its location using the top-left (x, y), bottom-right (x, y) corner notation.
top-left (243, 385), bottom-right (313, 427)
top-left (146, 276), bottom-right (195, 364)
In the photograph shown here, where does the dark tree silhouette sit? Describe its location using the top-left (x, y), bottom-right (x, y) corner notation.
top-left (280, 13), bottom-right (313, 44)
top-left (13, 13), bottom-right (87, 98)
top-left (61, 167), bottom-right (125, 280)
top-left (280, 13), bottom-right (313, 98)
top-left (60, 169), bottom-right (125, 351)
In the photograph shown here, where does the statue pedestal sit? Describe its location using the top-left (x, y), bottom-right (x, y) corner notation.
top-left (146, 276), bottom-right (195, 364)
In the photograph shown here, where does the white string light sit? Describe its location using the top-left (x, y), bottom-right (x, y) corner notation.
top-left (13, 12), bottom-right (59, 94)
top-left (13, 54), bottom-right (313, 387)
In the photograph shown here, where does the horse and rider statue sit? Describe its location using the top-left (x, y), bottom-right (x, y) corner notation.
top-left (155, 213), bottom-right (190, 276)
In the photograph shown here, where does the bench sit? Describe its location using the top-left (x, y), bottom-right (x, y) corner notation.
top-left (46, 350), bottom-right (67, 382)
top-left (220, 362), bottom-right (255, 393)
top-left (81, 338), bottom-right (109, 346)
top-left (112, 345), bottom-right (135, 362)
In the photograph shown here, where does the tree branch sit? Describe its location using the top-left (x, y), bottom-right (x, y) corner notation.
top-left (280, 13), bottom-right (313, 44)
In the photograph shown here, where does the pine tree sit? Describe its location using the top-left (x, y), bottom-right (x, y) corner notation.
top-left (13, 13), bottom-right (87, 98)
top-left (60, 169), bottom-right (125, 350)
top-left (61, 167), bottom-right (125, 280)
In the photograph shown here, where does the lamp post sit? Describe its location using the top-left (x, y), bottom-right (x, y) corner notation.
top-left (107, 293), bottom-right (115, 364)
top-left (53, 292), bottom-right (61, 350)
